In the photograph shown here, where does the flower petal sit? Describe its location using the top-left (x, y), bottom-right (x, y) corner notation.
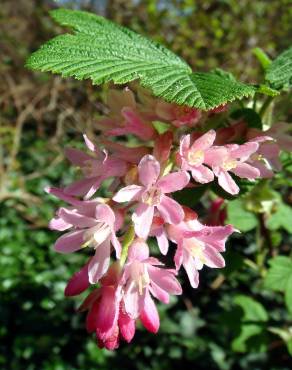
top-left (65, 148), bottom-right (92, 166)
top-left (95, 286), bottom-right (119, 340)
top-left (132, 203), bottom-right (154, 239)
top-left (217, 170), bottom-right (239, 195)
top-left (113, 185), bottom-right (143, 203)
top-left (88, 240), bottom-right (111, 284)
top-left (95, 204), bottom-right (115, 226)
top-left (118, 308), bottom-right (136, 343)
top-left (54, 230), bottom-right (85, 254)
top-left (65, 262), bottom-right (90, 296)
top-left (148, 266), bottom-right (182, 296)
top-left (58, 207), bottom-right (97, 228)
top-left (183, 254), bottom-right (199, 288)
top-left (203, 246), bottom-right (225, 268)
top-left (138, 155), bottom-right (160, 187)
top-left (65, 177), bottom-right (100, 197)
top-left (157, 171), bottom-right (190, 193)
top-left (157, 195), bottom-right (184, 224)
top-left (140, 290), bottom-right (160, 333)
top-left (231, 163), bottom-right (260, 179)
top-left (191, 129), bottom-right (216, 151)
top-left (191, 165), bottom-right (214, 184)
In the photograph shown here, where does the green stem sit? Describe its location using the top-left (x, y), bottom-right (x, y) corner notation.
top-left (120, 224), bottom-right (135, 266)
top-left (259, 96), bottom-right (273, 118)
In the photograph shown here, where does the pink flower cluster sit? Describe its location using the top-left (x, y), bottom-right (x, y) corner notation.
top-left (46, 88), bottom-right (286, 350)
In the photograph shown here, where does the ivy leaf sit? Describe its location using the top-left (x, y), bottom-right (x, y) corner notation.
top-left (227, 198), bottom-right (258, 232)
top-left (266, 201), bottom-right (292, 233)
top-left (266, 46), bottom-right (292, 89)
top-left (26, 9), bottom-right (255, 111)
top-left (232, 295), bottom-right (268, 353)
top-left (265, 256), bottom-right (292, 315)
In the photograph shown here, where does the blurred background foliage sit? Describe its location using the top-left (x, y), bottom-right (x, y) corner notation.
top-left (0, 0), bottom-right (292, 369)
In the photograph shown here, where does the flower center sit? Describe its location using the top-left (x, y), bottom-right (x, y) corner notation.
top-left (83, 222), bottom-right (111, 247)
top-left (187, 150), bottom-right (204, 166)
top-left (142, 186), bottom-right (162, 206)
top-left (222, 159), bottom-right (237, 171)
top-left (185, 238), bottom-right (206, 264)
top-left (131, 261), bottom-right (150, 295)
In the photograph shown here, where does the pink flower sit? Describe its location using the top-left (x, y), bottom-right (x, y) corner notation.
top-left (96, 88), bottom-right (156, 140)
top-left (48, 196), bottom-right (121, 284)
top-left (65, 261), bottom-right (90, 297)
top-left (155, 101), bottom-right (201, 127)
top-left (64, 135), bottom-right (127, 199)
top-left (113, 155), bottom-right (190, 239)
top-left (101, 139), bottom-right (149, 164)
top-left (168, 220), bottom-right (235, 288)
top-left (122, 240), bottom-right (182, 330)
top-left (266, 122), bottom-right (292, 152)
top-left (247, 136), bottom-right (280, 178)
top-left (178, 130), bottom-right (216, 184)
top-left (205, 142), bottom-right (261, 195)
top-left (80, 263), bottom-right (136, 350)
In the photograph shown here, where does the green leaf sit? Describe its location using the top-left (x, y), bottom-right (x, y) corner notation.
top-left (266, 46), bottom-right (292, 89)
top-left (285, 276), bottom-right (292, 315)
top-left (232, 295), bottom-right (268, 353)
top-left (227, 199), bottom-right (258, 232)
top-left (266, 201), bottom-right (292, 233)
top-left (26, 9), bottom-right (255, 111)
top-left (264, 256), bottom-right (292, 292)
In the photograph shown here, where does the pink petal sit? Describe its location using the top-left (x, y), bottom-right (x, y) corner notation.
top-left (124, 282), bottom-right (143, 319)
top-left (191, 165), bottom-right (214, 184)
top-left (118, 308), bottom-right (136, 343)
top-left (174, 244), bottom-right (183, 270)
top-left (203, 246), bottom-right (225, 268)
top-left (140, 290), bottom-right (160, 333)
top-left (217, 170), bottom-right (239, 195)
top-left (65, 262), bottom-right (90, 296)
top-left (128, 239), bottom-right (149, 261)
top-left (88, 240), bottom-right (111, 283)
top-left (54, 230), bottom-right (85, 254)
top-left (49, 216), bottom-right (72, 231)
top-left (86, 300), bottom-right (100, 333)
top-left (132, 203), bottom-right (154, 239)
top-left (179, 134), bottom-right (191, 157)
top-left (58, 208), bottom-right (97, 228)
top-left (138, 155), bottom-right (160, 187)
top-left (149, 281), bottom-right (169, 304)
top-left (204, 147), bottom-right (228, 167)
top-left (83, 134), bottom-right (97, 152)
top-left (191, 130), bottom-right (216, 151)
top-left (231, 163), bottom-right (260, 179)
top-left (183, 254), bottom-right (199, 288)
top-left (65, 177), bottom-right (100, 197)
top-left (113, 185), bottom-right (143, 203)
top-left (95, 286), bottom-right (119, 340)
top-left (148, 266), bottom-right (182, 296)
top-left (157, 195), bottom-right (184, 224)
top-left (230, 142), bottom-right (258, 160)
top-left (157, 171), bottom-right (190, 193)
top-left (156, 229), bottom-right (169, 255)
top-left (95, 204), bottom-right (115, 226)
top-left (45, 186), bottom-right (83, 207)
top-left (122, 107), bottom-right (155, 140)
top-left (111, 233), bottom-right (122, 259)
top-left (64, 148), bottom-right (92, 166)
